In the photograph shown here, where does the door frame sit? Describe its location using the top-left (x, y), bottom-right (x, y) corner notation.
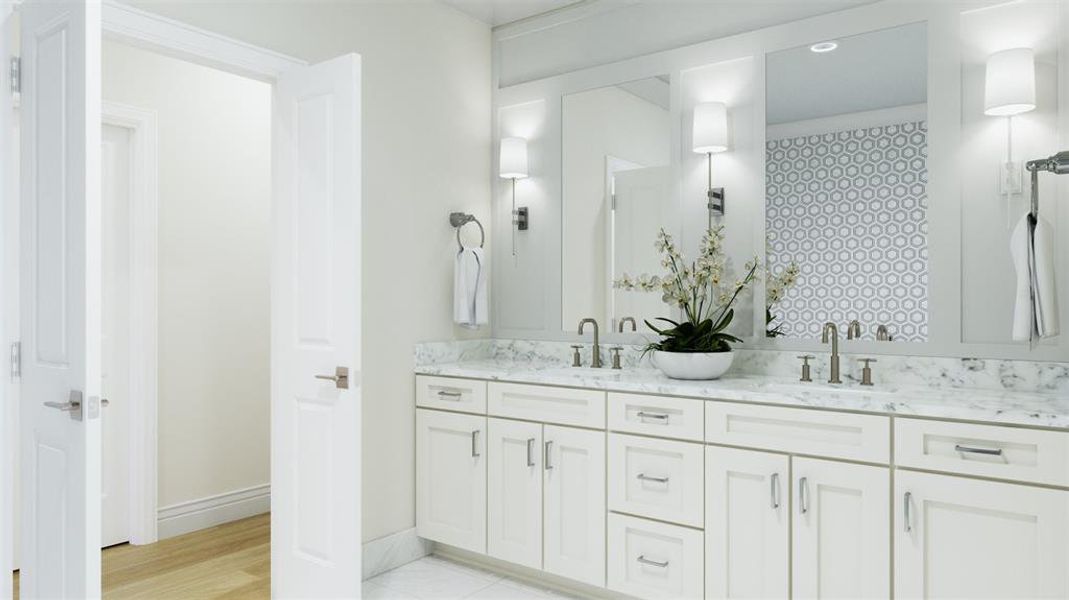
top-left (101, 101), bottom-right (158, 545)
top-left (1, 0), bottom-right (307, 580)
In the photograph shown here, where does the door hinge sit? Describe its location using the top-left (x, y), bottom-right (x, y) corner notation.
top-left (10, 341), bottom-right (20, 381)
top-left (611, 193), bottom-right (617, 211)
top-left (9, 56), bottom-right (20, 96)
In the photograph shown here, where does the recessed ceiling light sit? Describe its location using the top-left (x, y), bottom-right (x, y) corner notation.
top-left (810, 41), bottom-right (839, 53)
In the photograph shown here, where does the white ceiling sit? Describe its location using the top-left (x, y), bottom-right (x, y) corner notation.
top-left (440, 0), bottom-right (584, 27)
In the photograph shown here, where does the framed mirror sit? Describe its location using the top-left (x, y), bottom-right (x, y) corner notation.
top-left (560, 75), bottom-right (675, 332)
top-left (763, 22), bottom-right (929, 342)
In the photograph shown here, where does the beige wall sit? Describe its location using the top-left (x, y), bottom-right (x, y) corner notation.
top-left (103, 40), bottom-right (273, 508)
top-left (126, 0), bottom-right (493, 542)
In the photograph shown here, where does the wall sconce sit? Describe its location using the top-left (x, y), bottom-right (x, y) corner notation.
top-left (984, 48), bottom-right (1036, 197)
top-left (692, 102), bottom-right (729, 222)
top-left (499, 136), bottom-right (529, 256)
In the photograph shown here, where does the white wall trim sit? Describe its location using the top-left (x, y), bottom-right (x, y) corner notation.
top-left (102, 0), bottom-right (305, 82)
top-left (766, 102), bottom-right (928, 141)
top-left (157, 484), bottom-right (271, 540)
top-left (103, 101), bottom-right (160, 547)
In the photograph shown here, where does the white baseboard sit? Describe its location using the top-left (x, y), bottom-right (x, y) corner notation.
top-left (157, 483), bottom-right (270, 540)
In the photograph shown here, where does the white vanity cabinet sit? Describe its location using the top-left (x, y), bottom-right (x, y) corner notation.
top-left (415, 409), bottom-right (487, 553)
top-left (895, 470), bottom-right (1069, 599)
top-left (415, 374), bottom-right (1068, 600)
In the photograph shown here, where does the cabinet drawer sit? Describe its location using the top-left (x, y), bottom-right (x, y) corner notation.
top-left (608, 393), bottom-right (703, 441)
top-left (609, 433), bottom-right (703, 528)
top-left (895, 418), bottom-right (1069, 487)
top-left (416, 375), bottom-right (486, 414)
top-left (705, 401), bottom-right (890, 464)
top-left (488, 382), bottom-right (605, 429)
top-left (608, 513), bottom-right (703, 600)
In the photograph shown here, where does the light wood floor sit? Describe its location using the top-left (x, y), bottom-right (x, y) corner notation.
top-left (14, 513), bottom-right (270, 599)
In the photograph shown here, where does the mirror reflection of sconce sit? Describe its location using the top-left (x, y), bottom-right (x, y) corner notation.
top-left (499, 136), bottom-right (529, 256)
top-left (692, 102), bottom-right (729, 224)
top-left (984, 48), bottom-right (1036, 197)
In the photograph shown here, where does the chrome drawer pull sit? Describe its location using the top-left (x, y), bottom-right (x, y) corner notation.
top-left (544, 441), bottom-right (554, 470)
top-left (471, 430), bottom-right (480, 458)
top-left (770, 472), bottom-right (781, 509)
top-left (637, 555), bottom-right (669, 568)
top-left (798, 476), bottom-right (809, 514)
top-left (437, 390), bottom-right (463, 400)
top-left (526, 438), bottom-right (536, 467)
top-left (637, 473), bottom-right (669, 484)
top-left (637, 411), bottom-right (669, 423)
top-left (954, 444), bottom-right (1003, 456)
top-left (903, 491), bottom-right (913, 533)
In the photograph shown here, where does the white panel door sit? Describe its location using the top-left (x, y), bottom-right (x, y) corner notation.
top-left (705, 446), bottom-right (789, 599)
top-left (896, 470), bottom-right (1069, 599)
top-left (487, 418), bottom-right (542, 569)
top-left (18, 1), bottom-right (103, 598)
top-left (792, 457), bottom-right (889, 599)
top-left (416, 409), bottom-right (487, 553)
top-left (543, 425), bottom-right (605, 588)
top-left (272, 53), bottom-right (362, 599)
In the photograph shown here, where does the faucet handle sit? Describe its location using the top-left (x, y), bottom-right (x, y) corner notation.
top-left (570, 345), bottom-right (583, 367)
top-left (797, 355), bottom-right (815, 382)
top-left (610, 346), bottom-right (624, 370)
top-left (858, 358), bottom-right (876, 386)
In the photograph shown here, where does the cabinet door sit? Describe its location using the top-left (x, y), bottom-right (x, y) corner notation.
top-left (792, 457), bottom-right (889, 599)
top-left (896, 470), bottom-right (1069, 599)
top-left (705, 446), bottom-right (789, 599)
top-left (487, 418), bottom-right (542, 569)
top-left (415, 409), bottom-right (487, 553)
top-left (544, 425), bottom-right (606, 588)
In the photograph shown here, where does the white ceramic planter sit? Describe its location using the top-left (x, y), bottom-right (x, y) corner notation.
top-left (652, 350), bottom-right (735, 380)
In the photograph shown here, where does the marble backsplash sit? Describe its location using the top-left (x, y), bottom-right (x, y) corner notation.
top-left (415, 339), bottom-right (1069, 395)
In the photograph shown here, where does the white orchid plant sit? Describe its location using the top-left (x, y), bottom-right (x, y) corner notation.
top-left (765, 260), bottom-right (800, 337)
top-left (614, 226), bottom-right (758, 354)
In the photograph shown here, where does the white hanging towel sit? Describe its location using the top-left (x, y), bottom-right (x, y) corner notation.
top-left (454, 247), bottom-right (488, 329)
top-left (1011, 213), bottom-right (1060, 344)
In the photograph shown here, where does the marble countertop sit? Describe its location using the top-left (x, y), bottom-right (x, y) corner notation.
top-left (415, 359), bottom-right (1069, 430)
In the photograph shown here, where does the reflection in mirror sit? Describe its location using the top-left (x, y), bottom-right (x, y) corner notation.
top-left (764, 23), bottom-right (929, 342)
top-left (561, 76), bottom-right (673, 331)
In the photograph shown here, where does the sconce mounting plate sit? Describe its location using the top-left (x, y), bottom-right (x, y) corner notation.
top-left (514, 207), bottom-right (529, 230)
top-left (707, 188), bottom-right (725, 216)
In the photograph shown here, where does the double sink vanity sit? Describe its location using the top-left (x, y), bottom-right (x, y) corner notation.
top-left (414, 350), bottom-right (1069, 599)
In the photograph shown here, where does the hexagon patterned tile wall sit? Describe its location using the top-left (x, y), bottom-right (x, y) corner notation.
top-left (766, 120), bottom-right (929, 341)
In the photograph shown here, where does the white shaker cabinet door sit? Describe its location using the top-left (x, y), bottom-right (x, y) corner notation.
top-left (705, 446), bottom-right (789, 599)
top-left (544, 425), bottom-right (606, 588)
top-left (895, 470), bottom-right (1069, 599)
top-left (487, 418), bottom-right (543, 569)
top-left (416, 409), bottom-right (487, 553)
top-left (792, 457), bottom-right (890, 599)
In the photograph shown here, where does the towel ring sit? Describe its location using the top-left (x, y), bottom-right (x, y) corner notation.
top-left (450, 212), bottom-right (485, 250)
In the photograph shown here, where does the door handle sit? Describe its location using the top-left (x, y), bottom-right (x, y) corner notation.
top-left (526, 438), bottom-right (536, 467)
top-left (544, 440), bottom-right (554, 470)
top-left (798, 476), bottom-right (809, 514)
top-left (903, 491), bottom-right (913, 533)
top-left (45, 390), bottom-right (83, 421)
top-left (471, 430), bottom-right (480, 458)
top-left (315, 366), bottom-right (349, 389)
top-left (770, 472), bottom-right (781, 509)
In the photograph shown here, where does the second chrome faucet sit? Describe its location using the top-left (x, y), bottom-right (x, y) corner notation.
top-left (578, 318), bottom-right (602, 368)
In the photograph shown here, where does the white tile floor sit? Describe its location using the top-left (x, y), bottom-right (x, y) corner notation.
top-left (363, 555), bottom-right (579, 599)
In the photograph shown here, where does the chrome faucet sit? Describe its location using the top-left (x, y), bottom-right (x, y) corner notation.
top-left (821, 322), bottom-right (842, 384)
top-left (618, 317), bottom-right (637, 333)
top-left (875, 324), bottom-right (892, 341)
top-left (846, 319), bottom-right (862, 340)
top-left (578, 318), bottom-right (603, 368)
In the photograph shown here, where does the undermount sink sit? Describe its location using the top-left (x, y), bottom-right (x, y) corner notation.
top-left (543, 366), bottom-right (621, 378)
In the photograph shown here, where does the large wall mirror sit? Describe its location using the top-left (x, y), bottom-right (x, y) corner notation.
top-left (763, 22), bottom-right (929, 343)
top-left (561, 76), bottom-right (675, 331)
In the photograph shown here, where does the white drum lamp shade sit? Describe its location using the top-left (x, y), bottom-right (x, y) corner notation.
top-left (499, 137), bottom-right (529, 179)
top-left (692, 102), bottom-right (729, 154)
top-left (984, 48), bottom-right (1036, 117)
